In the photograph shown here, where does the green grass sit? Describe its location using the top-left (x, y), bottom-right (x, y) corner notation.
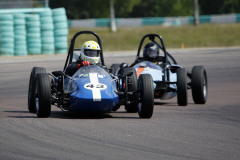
top-left (68, 24), bottom-right (240, 51)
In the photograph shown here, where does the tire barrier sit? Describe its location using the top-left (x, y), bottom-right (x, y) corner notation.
top-left (0, 14), bottom-right (14, 56)
top-left (14, 14), bottom-right (27, 56)
top-left (26, 14), bottom-right (41, 55)
top-left (41, 31), bottom-right (54, 37)
top-left (40, 9), bottom-right (55, 55)
top-left (0, 8), bottom-right (68, 56)
top-left (52, 8), bottom-right (68, 54)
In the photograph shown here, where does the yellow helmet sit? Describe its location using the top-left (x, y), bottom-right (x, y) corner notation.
top-left (80, 40), bottom-right (100, 64)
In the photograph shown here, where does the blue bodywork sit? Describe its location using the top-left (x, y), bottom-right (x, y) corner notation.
top-left (64, 65), bottom-right (119, 113)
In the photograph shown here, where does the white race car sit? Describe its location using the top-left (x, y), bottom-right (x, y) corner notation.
top-left (111, 33), bottom-right (208, 106)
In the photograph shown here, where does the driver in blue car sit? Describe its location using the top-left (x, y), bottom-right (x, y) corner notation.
top-left (65, 40), bottom-right (101, 76)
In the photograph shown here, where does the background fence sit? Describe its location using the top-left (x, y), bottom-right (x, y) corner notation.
top-left (68, 13), bottom-right (240, 28)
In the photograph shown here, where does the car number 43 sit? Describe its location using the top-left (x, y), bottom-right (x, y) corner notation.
top-left (84, 83), bottom-right (107, 90)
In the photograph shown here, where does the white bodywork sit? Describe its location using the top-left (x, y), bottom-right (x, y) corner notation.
top-left (134, 61), bottom-right (178, 100)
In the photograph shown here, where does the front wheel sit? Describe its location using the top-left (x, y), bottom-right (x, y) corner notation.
top-left (177, 68), bottom-right (188, 106)
top-left (191, 66), bottom-right (208, 104)
top-left (137, 74), bottom-right (154, 118)
top-left (28, 67), bottom-right (46, 113)
top-left (35, 73), bottom-right (51, 118)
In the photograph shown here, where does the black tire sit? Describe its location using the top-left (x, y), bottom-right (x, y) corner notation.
top-left (177, 68), bottom-right (188, 106)
top-left (35, 73), bottom-right (51, 118)
top-left (28, 67), bottom-right (46, 113)
top-left (112, 104), bottom-right (121, 111)
top-left (110, 64), bottom-right (120, 111)
top-left (191, 66), bottom-right (208, 104)
top-left (110, 63), bottom-right (120, 75)
top-left (125, 68), bottom-right (138, 113)
top-left (137, 74), bottom-right (154, 118)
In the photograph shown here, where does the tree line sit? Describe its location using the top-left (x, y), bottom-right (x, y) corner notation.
top-left (49, 0), bottom-right (240, 19)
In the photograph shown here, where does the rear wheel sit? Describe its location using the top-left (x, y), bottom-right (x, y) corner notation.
top-left (177, 68), bottom-right (188, 106)
top-left (110, 64), bottom-right (121, 111)
top-left (28, 67), bottom-right (46, 113)
top-left (138, 74), bottom-right (154, 118)
top-left (125, 68), bottom-right (138, 113)
top-left (35, 73), bottom-right (51, 118)
top-left (191, 66), bottom-right (208, 104)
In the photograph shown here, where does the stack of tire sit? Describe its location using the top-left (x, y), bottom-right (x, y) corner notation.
top-left (26, 14), bottom-right (41, 55)
top-left (14, 14), bottom-right (27, 56)
top-left (40, 9), bottom-right (55, 55)
top-left (0, 14), bottom-right (14, 56)
top-left (52, 8), bottom-right (68, 54)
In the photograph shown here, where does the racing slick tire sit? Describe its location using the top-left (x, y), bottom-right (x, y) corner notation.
top-left (137, 74), bottom-right (154, 118)
top-left (35, 73), bottom-right (51, 118)
top-left (110, 64), bottom-right (125, 112)
top-left (112, 104), bottom-right (121, 111)
top-left (191, 66), bottom-right (208, 104)
top-left (28, 67), bottom-right (46, 113)
top-left (125, 68), bottom-right (138, 113)
top-left (177, 68), bottom-right (188, 106)
top-left (110, 63), bottom-right (120, 76)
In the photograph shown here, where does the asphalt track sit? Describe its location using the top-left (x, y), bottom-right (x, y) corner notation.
top-left (0, 47), bottom-right (240, 160)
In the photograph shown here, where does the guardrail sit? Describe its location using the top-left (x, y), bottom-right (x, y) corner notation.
top-left (68, 13), bottom-right (240, 28)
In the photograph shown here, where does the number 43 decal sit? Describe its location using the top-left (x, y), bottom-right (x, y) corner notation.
top-left (84, 83), bottom-right (107, 90)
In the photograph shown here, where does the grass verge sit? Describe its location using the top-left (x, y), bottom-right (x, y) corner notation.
top-left (68, 24), bottom-right (240, 51)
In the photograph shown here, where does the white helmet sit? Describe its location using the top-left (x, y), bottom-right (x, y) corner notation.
top-left (80, 40), bottom-right (101, 64)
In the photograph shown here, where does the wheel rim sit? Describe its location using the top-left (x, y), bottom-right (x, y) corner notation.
top-left (137, 78), bottom-right (143, 113)
top-left (35, 83), bottom-right (39, 113)
top-left (138, 103), bottom-right (142, 113)
top-left (203, 76), bottom-right (207, 99)
top-left (35, 98), bottom-right (39, 112)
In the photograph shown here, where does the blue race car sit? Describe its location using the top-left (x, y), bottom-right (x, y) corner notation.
top-left (110, 34), bottom-right (208, 106)
top-left (28, 31), bottom-right (154, 118)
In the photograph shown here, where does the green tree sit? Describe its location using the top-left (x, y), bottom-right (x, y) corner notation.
top-left (114, 0), bottom-right (141, 17)
top-left (50, 0), bottom-right (109, 19)
top-left (130, 0), bottom-right (192, 17)
top-left (199, 0), bottom-right (240, 15)
top-left (49, 0), bottom-right (240, 19)
top-left (220, 0), bottom-right (240, 13)
top-left (50, 0), bottom-right (140, 19)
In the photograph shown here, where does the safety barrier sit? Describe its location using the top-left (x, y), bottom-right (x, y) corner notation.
top-left (69, 13), bottom-right (240, 28)
top-left (0, 14), bottom-right (14, 56)
top-left (0, 8), bottom-right (68, 56)
top-left (40, 9), bottom-right (54, 55)
top-left (52, 8), bottom-right (68, 54)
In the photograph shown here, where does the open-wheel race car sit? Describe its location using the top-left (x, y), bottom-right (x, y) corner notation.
top-left (110, 34), bottom-right (208, 106)
top-left (28, 31), bottom-right (154, 118)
